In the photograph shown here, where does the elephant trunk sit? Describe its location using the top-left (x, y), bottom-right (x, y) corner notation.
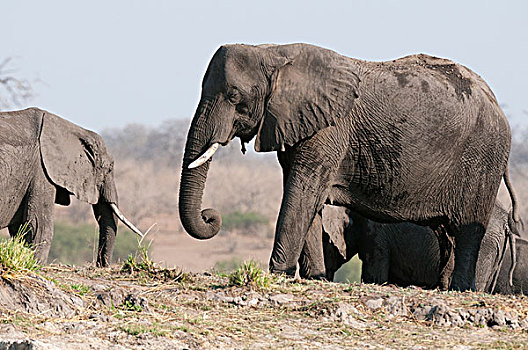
top-left (93, 200), bottom-right (118, 267)
top-left (179, 98), bottom-right (223, 240)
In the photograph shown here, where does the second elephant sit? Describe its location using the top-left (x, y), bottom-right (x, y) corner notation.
top-left (0, 108), bottom-right (143, 266)
top-left (321, 201), bottom-right (521, 294)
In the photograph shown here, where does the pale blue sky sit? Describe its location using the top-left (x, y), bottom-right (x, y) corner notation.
top-left (1, 0), bottom-right (527, 131)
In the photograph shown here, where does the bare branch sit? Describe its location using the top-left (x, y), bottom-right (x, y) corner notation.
top-left (0, 57), bottom-right (34, 110)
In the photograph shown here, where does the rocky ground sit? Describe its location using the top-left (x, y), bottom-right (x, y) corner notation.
top-left (1, 264), bottom-right (528, 349)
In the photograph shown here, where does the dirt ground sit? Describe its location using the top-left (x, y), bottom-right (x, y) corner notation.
top-left (150, 229), bottom-right (273, 272)
top-left (1, 265), bottom-right (528, 349)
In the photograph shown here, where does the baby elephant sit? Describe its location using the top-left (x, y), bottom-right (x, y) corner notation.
top-left (0, 108), bottom-right (143, 266)
top-left (493, 236), bottom-right (528, 294)
top-left (321, 201), bottom-right (523, 294)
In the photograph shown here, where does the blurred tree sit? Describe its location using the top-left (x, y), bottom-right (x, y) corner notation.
top-left (0, 57), bottom-right (33, 110)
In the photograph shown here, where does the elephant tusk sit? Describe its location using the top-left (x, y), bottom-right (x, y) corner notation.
top-left (188, 143), bottom-right (220, 169)
top-left (110, 203), bottom-right (144, 238)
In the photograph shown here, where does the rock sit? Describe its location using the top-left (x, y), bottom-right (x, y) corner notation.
top-left (269, 294), bottom-right (294, 306)
top-left (412, 305), bottom-right (432, 321)
top-left (247, 298), bottom-right (259, 307)
top-left (0, 274), bottom-right (83, 318)
top-left (492, 309), bottom-right (507, 327)
top-left (365, 298), bottom-right (383, 310)
top-left (89, 313), bottom-right (109, 322)
top-left (232, 296), bottom-right (246, 306)
top-left (473, 308), bottom-right (493, 327)
top-left (334, 302), bottom-right (360, 320)
top-left (207, 292), bottom-right (234, 304)
top-left (96, 287), bottom-right (126, 308)
top-left (123, 294), bottom-right (150, 312)
top-left (0, 339), bottom-right (61, 350)
top-left (384, 296), bottom-right (408, 317)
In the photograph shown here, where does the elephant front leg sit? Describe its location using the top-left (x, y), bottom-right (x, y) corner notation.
top-left (269, 149), bottom-right (338, 277)
top-left (23, 172), bottom-right (56, 264)
top-left (298, 211), bottom-right (327, 280)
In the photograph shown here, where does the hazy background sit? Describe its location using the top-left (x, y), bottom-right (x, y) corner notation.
top-left (1, 0), bottom-right (527, 131)
top-left (1, 1), bottom-right (527, 280)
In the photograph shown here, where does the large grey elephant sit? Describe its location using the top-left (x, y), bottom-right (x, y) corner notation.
top-left (0, 108), bottom-right (143, 266)
top-left (178, 43), bottom-right (512, 291)
top-left (321, 201), bottom-right (521, 293)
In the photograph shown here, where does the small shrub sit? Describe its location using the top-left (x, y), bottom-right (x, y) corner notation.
top-left (0, 223), bottom-right (40, 273)
top-left (70, 283), bottom-right (91, 296)
top-left (121, 240), bottom-right (186, 282)
top-left (122, 244), bottom-right (155, 274)
top-left (228, 260), bottom-right (270, 288)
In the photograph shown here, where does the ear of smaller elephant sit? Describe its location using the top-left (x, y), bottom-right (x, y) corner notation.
top-left (322, 205), bottom-right (351, 260)
top-left (40, 112), bottom-right (99, 204)
top-left (255, 49), bottom-right (360, 152)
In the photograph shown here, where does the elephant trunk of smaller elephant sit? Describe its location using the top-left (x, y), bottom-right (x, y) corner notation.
top-left (94, 202), bottom-right (143, 267)
top-left (93, 201), bottom-right (118, 267)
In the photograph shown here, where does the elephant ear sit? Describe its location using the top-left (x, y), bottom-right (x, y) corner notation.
top-left (40, 112), bottom-right (100, 204)
top-left (255, 47), bottom-right (360, 152)
top-left (322, 205), bottom-right (352, 260)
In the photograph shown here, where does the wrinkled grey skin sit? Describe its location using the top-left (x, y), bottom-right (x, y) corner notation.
top-left (179, 43), bottom-right (511, 291)
top-left (0, 108), bottom-right (119, 266)
top-left (321, 202), bottom-right (520, 293)
top-left (494, 237), bottom-right (528, 294)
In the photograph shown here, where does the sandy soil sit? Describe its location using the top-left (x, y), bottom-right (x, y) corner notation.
top-left (150, 230), bottom-right (274, 272)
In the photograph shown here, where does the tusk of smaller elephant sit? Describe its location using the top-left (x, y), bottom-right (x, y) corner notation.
top-left (188, 143), bottom-right (220, 169)
top-left (110, 203), bottom-right (144, 238)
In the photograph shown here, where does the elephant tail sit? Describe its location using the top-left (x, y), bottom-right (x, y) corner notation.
top-left (503, 163), bottom-right (522, 229)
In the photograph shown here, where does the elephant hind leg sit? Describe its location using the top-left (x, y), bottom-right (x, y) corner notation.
top-left (449, 222), bottom-right (487, 291)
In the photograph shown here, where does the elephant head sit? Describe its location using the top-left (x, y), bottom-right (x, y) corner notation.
top-left (321, 205), bottom-right (371, 280)
top-left (179, 44), bottom-right (360, 239)
top-left (39, 111), bottom-right (142, 266)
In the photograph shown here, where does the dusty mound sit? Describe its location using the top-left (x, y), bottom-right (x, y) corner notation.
top-left (0, 272), bottom-right (83, 319)
top-left (1, 265), bottom-right (528, 349)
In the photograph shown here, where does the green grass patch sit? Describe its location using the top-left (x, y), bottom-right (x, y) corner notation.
top-left (122, 243), bottom-right (155, 273)
top-left (228, 260), bottom-right (270, 288)
top-left (222, 211), bottom-right (269, 231)
top-left (333, 255), bottom-right (362, 283)
top-left (70, 283), bottom-right (91, 296)
top-left (0, 223), bottom-right (40, 273)
top-left (49, 221), bottom-right (139, 265)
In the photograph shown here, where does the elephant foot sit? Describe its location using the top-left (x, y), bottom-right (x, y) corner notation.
top-left (269, 263), bottom-right (297, 277)
top-left (305, 273), bottom-right (328, 281)
top-left (449, 275), bottom-right (476, 292)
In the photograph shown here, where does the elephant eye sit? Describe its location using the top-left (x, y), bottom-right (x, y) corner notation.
top-left (228, 90), bottom-right (241, 104)
top-left (236, 102), bottom-right (249, 115)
